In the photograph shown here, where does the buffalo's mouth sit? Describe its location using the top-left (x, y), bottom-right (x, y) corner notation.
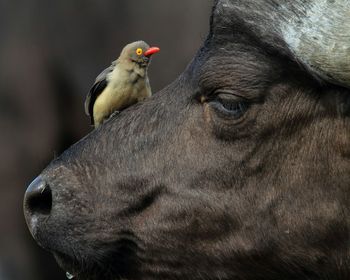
top-left (53, 251), bottom-right (116, 280)
top-left (54, 252), bottom-right (82, 279)
top-left (50, 234), bottom-right (141, 280)
top-left (27, 220), bottom-right (140, 280)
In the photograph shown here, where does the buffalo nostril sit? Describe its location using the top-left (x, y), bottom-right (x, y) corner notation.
top-left (24, 176), bottom-right (52, 216)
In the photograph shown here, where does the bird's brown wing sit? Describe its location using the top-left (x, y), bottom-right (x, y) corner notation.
top-left (84, 61), bottom-right (117, 125)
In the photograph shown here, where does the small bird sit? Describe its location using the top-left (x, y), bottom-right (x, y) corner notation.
top-left (85, 41), bottom-right (160, 127)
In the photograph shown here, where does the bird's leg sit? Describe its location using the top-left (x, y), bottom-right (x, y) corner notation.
top-left (109, 110), bottom-right (120, 119)
top-left (100, 111), bottom-right (120, 126)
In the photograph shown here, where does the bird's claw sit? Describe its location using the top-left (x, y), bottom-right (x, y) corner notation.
top-left (109, 110), bottom-right (120, 119)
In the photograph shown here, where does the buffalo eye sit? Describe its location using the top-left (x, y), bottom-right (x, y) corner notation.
top-left (208, 90), bottom-right (249, 121)
top-left (197, 89), bottom-right (256, 139)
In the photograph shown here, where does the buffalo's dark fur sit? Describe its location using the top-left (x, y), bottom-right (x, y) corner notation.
top-left (24, 0), bottom-right (350, 279)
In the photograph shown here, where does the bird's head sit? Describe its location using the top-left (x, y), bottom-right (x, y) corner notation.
top-left (121, 41), bottom-right (160, 68)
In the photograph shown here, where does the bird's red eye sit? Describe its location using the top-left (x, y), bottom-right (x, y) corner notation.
top-left (136, 48), bottom-right (143, 56)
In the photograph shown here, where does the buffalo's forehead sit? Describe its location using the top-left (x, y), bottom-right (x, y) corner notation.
top-left (211, 1), bottom-right (310, 60)
top-left (212, 0), bottom-right (345, 47)
top-left (211, 1), bottom-right (292, 51)
top-left (213, 0), bottom-right (310, 24)
top-left (212, 0), bottom-right (350, 87)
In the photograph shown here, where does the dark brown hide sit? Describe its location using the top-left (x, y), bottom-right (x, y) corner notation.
top-left (24, 1), bottom-right (350, 279)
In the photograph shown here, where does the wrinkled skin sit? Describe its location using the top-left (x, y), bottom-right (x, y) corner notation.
top-left (24, 0), bottom-right (350, 279)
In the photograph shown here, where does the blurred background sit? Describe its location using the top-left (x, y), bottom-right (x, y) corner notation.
top-left (0, 1), bottom-right (212, 279)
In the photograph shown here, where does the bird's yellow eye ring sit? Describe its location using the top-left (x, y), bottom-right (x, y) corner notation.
top-left (136, 48), bottom-right (143, 56)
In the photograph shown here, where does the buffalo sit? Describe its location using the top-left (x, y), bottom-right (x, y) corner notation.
top-left (24, 0), bottom-right (350, 279)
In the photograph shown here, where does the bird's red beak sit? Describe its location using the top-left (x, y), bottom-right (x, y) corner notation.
top-left (144, 47), bottom-right (160, 57)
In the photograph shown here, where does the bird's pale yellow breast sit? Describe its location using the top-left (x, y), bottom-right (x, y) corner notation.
top-left (93, 67), bottom-right (151, 126)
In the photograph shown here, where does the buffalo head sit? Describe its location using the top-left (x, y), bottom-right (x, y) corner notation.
top-left (24, 0), bottom-right (350, 279)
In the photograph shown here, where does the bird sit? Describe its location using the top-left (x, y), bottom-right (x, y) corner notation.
top-left (85, 41), bottom-right (160, 127)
